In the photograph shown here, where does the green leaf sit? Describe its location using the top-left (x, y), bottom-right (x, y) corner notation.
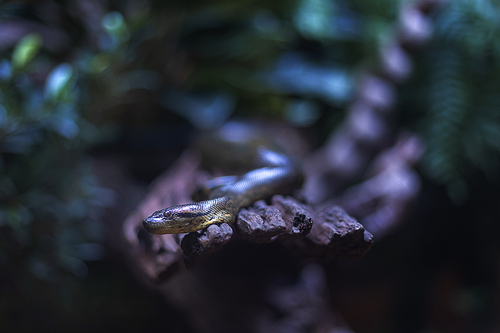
top-left (101, 11), bottom-right (129, 41)
top-left (293, 0), bottom-right (336, 41)
top-left (44, 63), bottom-right (75, 101)
top-left (12, 33), bottom-right (43, 69)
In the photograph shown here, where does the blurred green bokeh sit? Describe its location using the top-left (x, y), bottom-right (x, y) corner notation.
top-left (1, 0), bottom-right (500, 332)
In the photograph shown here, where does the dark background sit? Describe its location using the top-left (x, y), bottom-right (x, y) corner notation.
top-left (1, 0), bottom-right (500, 332)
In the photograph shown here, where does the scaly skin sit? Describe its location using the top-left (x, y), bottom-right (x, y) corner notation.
top-left (143, 124), bottom-right (303, 235)
top-left (143, 197), bottom-right (237, 234)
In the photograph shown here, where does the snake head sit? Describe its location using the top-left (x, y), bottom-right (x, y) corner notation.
top-left (143, 202), bottom-right (216, 234)
top-left (143, 207), bottom-right (199, 235)
top-left (143, 198), bottom-right (235, 235)
top-left (142, 209), bottom-right (171, 235)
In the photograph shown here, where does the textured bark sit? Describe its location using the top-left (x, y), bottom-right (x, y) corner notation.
top-left (306, 205), bottom-right (373, 260)
top-left (272, 195), bottom-right (313, 237)
top-left (181, 223), bottom-right (233, 258)
top-left (112, 2), bottom-right (444, 332)
top-left (237, 202), bottom-right (287, 243)
top-left (122, 150), bottom-right (373, 280)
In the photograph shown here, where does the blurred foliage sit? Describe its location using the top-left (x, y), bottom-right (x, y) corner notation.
top-left (1, 0), bottom-right (500, 330)
top-left (0, 1), bottom-right (116, 329)
top-left (402, 0), bottom-right (500, 203)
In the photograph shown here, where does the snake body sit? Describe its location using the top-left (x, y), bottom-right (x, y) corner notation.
top-left (143, 123), bottom-right (303, 235)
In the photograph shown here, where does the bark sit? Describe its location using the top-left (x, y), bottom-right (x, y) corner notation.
top-left (110, 2), bottom-right (444, 332)
top-left (122, 150), bottom-right (373, 282)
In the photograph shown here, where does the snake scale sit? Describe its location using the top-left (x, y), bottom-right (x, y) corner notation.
top-left (143, 122), bottom-right (303, 235)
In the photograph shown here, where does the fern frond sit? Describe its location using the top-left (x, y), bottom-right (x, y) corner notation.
top-left (461, 88), bottom-right (500, 181)
top-left (413, 0), bottom-right (500, 203)
top-left (421, 48), bottom-right (470, 203)
top-left (434, 0), bottom-right (500, 63)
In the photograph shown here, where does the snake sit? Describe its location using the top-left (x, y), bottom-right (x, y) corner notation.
top-left (142, 122), bottom-right (303, 235)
